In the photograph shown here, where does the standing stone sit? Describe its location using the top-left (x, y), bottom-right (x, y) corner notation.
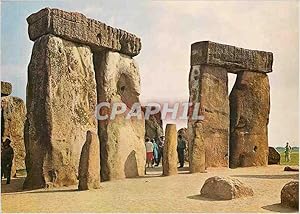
top-left (24, 34), bottom-right (97, 190)
top-left (189, 123), bottom-right (205, 173)
top-left (143, 107), bottom-right (163, 140)
top-left (1, 81), bottom-right (12, 96)
top-left (78, 131), bottom-right (101, 190)
top-left (178, 128), bottom-right (189, 162)
top-left (229, 71), bottom-right (270, 168)
top-left (268, 147), bottom-right (280, 165)
top-left (281, 181), bottom-right (299, 209)
top-left (94, 51), bottom-right (145, 181)
top-left (188, 64), bottom-right (229, 167)
top-left (1, 96), bottom-right (26, 176)
top-left (163, 124), bottom-right (178, 176)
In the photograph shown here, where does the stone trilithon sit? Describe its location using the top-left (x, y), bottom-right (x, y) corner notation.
top-left (188, 41), bottom-right (273, 170)
top-left (24, 8), bottom-right (145, 190)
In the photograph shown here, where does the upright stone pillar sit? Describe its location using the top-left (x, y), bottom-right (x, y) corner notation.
top-left (142, 107), bottom-right (163, 141)
top-left (229, 71), bottom-right (270, 168)
top-left (78, 131), bottom-right (101, 190)
top-left (24, 34), bottom-right (97, 190)
top-left (188, 41), bottom-right (273, 169)
top-left (94, 51), bottom-right (145, 181)
top-left (1, 95), bottom-right (26, 176)
top-left (1, 81), bottom-right (12, 97)
top-left (163, 124), bottom-right (178, 176)
top-left (188, 42), bottom-right (229, 168)
top-left (189, 122), bottom-right (205, 173)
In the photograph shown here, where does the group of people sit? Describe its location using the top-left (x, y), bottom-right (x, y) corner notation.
top-left (1, 138), bottom-right (14, 184)
top-left (145, 136), bottom-right (164, 168)
top-left (144, 135), bottom-right (187, 168)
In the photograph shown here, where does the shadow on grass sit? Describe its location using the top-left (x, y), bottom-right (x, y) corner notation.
top-left (262, 203), bottom-right (298, 213)
top-left (232, 174), bottom-right (299, 180)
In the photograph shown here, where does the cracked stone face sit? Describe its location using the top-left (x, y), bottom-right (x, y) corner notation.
top-left (229, 71), bottom-right (270, 168)
top-left (188, 64), bottom-right (229, 168)
top-left (24, 35), bottom-right (97, 190)
top-left (1, 96), bottom-right (26, 176)
top-left (94, 51), bottom-right (145, 181)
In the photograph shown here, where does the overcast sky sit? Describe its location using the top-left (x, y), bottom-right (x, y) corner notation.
top-left (1, 0), bottom-right (299, 147)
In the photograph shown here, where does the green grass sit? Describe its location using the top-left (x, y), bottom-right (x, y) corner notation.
top-left (280, 151), bottom-right (299, 166)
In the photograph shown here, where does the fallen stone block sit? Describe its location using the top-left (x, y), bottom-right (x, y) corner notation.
top-left (200, 176), bottom-right (254, 200)
top-left (284, 166), bottom-right (299, 172)
top-left (281, 181), bottom-right (299, 209)
top-left (268, 147), bottom-right (280, 164)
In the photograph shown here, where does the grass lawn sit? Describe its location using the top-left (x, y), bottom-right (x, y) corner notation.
top-left (280, 151), bottom-right (299, 165)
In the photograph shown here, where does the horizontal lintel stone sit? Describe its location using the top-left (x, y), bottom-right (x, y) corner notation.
top-left (191, 41), bottom-right (273, 73)
top-left (27, 8), bottom-right (141, 57)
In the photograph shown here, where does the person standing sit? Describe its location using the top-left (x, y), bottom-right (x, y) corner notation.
top-left (157, 136), bottom-right (165, 165)
top-left (145, 138), bottom-right (154, 168)
top-left (285, 142), bottom-right (292, 162)
top-left (177, 135), bottom-right (186, 168)
top-left (152, 139), bottom-right (159, 166)
top-left (1, 139), bottom-right (14, 184)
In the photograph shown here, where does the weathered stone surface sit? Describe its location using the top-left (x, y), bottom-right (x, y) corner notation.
top-left (191, 41), bottom-right (273, 73)
top-left (229, 71), bottom-right (270, 168)
top-left (200, 176), bottom-right (254, 200)
top-left (163, 124), bottom-right (178, 176)
top-left (1, 81), bottom-right (12, 96)
top-left (94, 51), bottom-right (145, 181)
top-left (188, 64), bottom-right (229, 167)
top-left (281, 181), bottom-right (299, 209)
top-left (1, 96), bottom-right (26, 176)
top-left (189, 123), bottom-right (205, 173)
top-left (27, 8), bottom-right (141, 57)
top-left (78, 131), bottom-right (101, 190)
top-left (142, 107), bottom-right (163, 140)
top-left (24, 35), bottom-right (97, 190)
top-left (284, 166), bottom-right (299, 172)
top-left (268, 147), bottom-right (280, 165)
top-left (178, 128), bottom-right (189, 162)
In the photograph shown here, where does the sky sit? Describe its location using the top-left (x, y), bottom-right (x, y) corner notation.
top-left (1, 0), bottom-right (299, 147)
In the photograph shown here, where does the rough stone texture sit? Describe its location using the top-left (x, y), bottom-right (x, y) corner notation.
top-left (78, 131), bottom-right (101, 190)
top-left (163, 124), bottom-right (178, 176)
top-left (1, 96), bottom-right (26, 176)
top-left (229, 71), bottom-right (270, 168)
top-left (178, 128), bottom-right (189, 162)
top-left (142, 107), bottom-right (163, 140)
top-left (27, 8), bottom-right (141, 57)
top-left (1, 81), bottom-right (12, 96)
top-left (188, 64), bottom-right (229, 167)
top-left (94, 51), bottom-right (145, 181)
top-left (284, 166), bottom-right (299, 172)
top-left (281, 181), bottom-right (299, 209)
top-left (191, 41), bottom-right (273, 73)
top-left (200, 176), bottom-right (254, 200)
top-left (268, 147), bottom-right (280, 165)
top-left (24, 34), bottom-right (97, 190)
top-left (189, 123), bottom-right (205, 173)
